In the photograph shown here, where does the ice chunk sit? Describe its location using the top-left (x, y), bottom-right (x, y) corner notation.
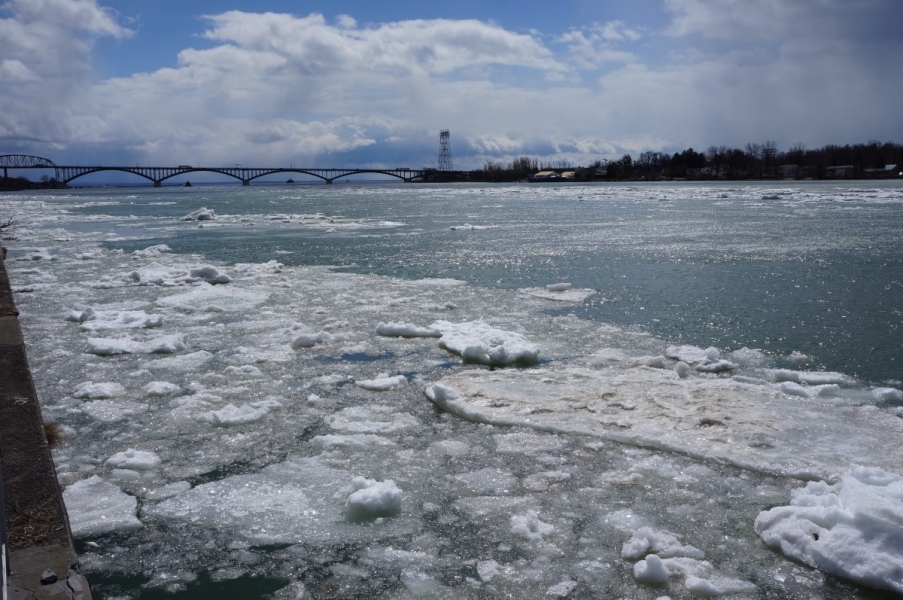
top-left (73, 381), bottom-right (124, 399)
top-left (126, 261), bottom-right (187, 285)
top-left (425, 367), bottom-right (903, 481)
top-left (224, 365), bottom-right (263, 376)
top-left (311, 434), bottom-right (397, 449)
top-left (326, 406), bottom-right (420, 434)
top-left (143, 350), bottom-right (212, 372)
top-left (771, 369), bottom-right (853, 386)
top-left (145, 381), bottom-right (180, 397)
top-left (665, 345), bottom-right (719, 364)
top-left (431, 320), bottom-right (540, 367)
top-left (477, 560), bottom-right (501, 582)
top-left (197, 401), bottom-right (280, 427)
top-left (510, 510), bottom-right (553, 541)
top-left (633, 554), bottom-right (670, 584)
top-left (182, 207), bottom-right (215, 221)
top-left (545, 283), bottom-right (572, 292)
top-left (77, 310), bottom-right (164, 332)
top-left (873, 387), bottom-right (903, 402)
top-left (779, 381), bottom-right (812, 398)
top-left (66, 306), bottom-right (95, 323)
top-left (156, 284), bottom-right (268, 312)
top-left (695, 359), bottom-right (735, 373)
top-left (355, 374), bottom-right (407, 391)
top-left (633, 355), bottom-right (668, 368)
top-left (143, 481), bottom-right (191, 501)
top-left (291, 332), bottom-right (325, 349)
top-left (621, 527), bottom-right (704, 560)
top-left (375, 322), bottom-right (441, 338)
top-left (754, 465), bottom-right (903, 594)
top-left (131, 244), bottom-right (171, 258)
top-left (86, 337), bottom-right (142, 356)
top-left (455, 468), bottom-right (517, 495)
top-left (63, 476), bottom-right (142, 537)
top-left (189, 265), bottom-right (232, 285)
top-left (149, 458), bottom-right (417, 544)
top-left (546, 580), bottom-right (578, 597)
top-left (81, 400), bottom-right (146, 422)
top-left (345, 477), bottom-right (403, 522)
top-left (105, 448), bottom-right (162, 470)
top-left (85, 334), bottom-right (185, 356)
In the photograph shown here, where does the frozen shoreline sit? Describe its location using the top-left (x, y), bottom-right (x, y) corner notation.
top-left (3, 186), bottom-right (903, 598)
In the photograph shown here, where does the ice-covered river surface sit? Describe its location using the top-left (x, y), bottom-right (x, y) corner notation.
top-left (3, 181), bottom-right (903, 599)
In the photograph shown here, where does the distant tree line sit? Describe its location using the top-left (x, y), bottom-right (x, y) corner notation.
top-left (0, 174), bottom-right (56, 191)
top-left (469, 140), bottom-right (902, 182)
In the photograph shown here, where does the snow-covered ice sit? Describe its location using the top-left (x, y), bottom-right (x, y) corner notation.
top-left (755, 465), bottom-right (903, 594)
top-left (63, 476), bottom-right (142, 536)
top-left (432, 320), bottom-right (540, 366)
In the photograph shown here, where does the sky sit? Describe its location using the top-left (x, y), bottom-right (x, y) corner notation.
top-left (1, 0), bottom-right (902, 171)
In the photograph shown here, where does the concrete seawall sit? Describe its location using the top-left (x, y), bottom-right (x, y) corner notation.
top-left (0, 258), bottom-right (91, 599)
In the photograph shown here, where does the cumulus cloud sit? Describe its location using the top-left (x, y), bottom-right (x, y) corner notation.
top-left (556, 22), bottom-right (639, 69)
top-left (0, 0), bottom-right (131, 76)
top-left (200, 12), bottom-right (560, 76)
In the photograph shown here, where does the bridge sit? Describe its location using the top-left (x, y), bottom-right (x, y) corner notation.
top-left (0, 154), bottom-right (459, 186)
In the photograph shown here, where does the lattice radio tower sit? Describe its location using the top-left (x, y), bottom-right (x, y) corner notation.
top-left (438, 129), bottom-right (452, 171)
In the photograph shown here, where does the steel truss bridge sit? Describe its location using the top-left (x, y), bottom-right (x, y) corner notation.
top-left (0, 154), bottom-right (454, 186)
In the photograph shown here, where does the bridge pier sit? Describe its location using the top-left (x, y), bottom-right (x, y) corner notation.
top-left (242, 179), bottom-right (250, 186)
top-left (153, 180), bottom-right (162, 188)
top-left (326, 179), bottom-right (333, 185)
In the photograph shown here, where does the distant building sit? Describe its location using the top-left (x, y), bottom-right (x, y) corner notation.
top-left (863, 164), bottom-right (900, 179)
top-left (825, 165), bottom-right (856, 179)
top-left (777, 164), bottom-right (798, 179)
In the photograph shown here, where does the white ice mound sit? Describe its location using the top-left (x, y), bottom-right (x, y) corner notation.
top-left (75, 309), bottom-right (164, 332)
top-left (665, 345), bottom-right (720, 364)
top-left (105, 448), bottom-right (162, 470)
top-left (73, 381), bottom-right (124, 399)
top-left (86, 334), bottom-right (186, 356)
top-left (197, 399), bottom-right (281, 426)
top-left (345, 476), bottom-right (403, 522)
top-left (188, 265), bottom-right (232, 284)
top-left (375, 322), bottom-right (441, 338)
top-left (430, 320), bottom-right (540, 367)
top-left (182, 207), bottom-right (215, 221)
top-left (355, 374), bottom-right (407, 391)
top-left (131, 244), bottom-right (171, 258)
top-left (621, 527), bottom-right (705, 560)
top-left (872, 387), bottom-right (903, 402)
top-left (520, 286), bottom-right (596, 302)
top-left (510, 510), bottom-right (554, 541)
top-left (545, 282), bottom-right (572, 291)
top-left (63, 476), bottom-right (142, 537)
top-left (144, 381), bottom-right (181, 397)
top-left (754, 465), bottom-right (903, 594)
top-left (633, 554), bottom-right (670, 584)
top-left (126, 262), bottom-right (187, 285)
top-left (771, 369), bottom-right (853, 386)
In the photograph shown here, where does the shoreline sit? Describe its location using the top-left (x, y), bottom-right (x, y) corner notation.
top-left (0, 258), bottom-right (91, 599)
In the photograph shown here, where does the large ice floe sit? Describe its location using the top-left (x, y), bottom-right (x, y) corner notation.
top-left (6, 186), bottom-right (903, 598)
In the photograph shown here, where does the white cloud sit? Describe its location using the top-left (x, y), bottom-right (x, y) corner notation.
top-left (0, 58), bottom-right (37, 81)
top-left (200, 12), bottom-right (561, 76)
top-left (556, 21), bottom-right (639, 69)
top-left (0, 0), bottom-right (131, 77)
top-left (0, 3), bottom-right (900, 169)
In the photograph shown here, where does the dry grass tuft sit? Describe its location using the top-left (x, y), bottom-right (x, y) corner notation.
top-left (43, 422), bottom-right (63, 448)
